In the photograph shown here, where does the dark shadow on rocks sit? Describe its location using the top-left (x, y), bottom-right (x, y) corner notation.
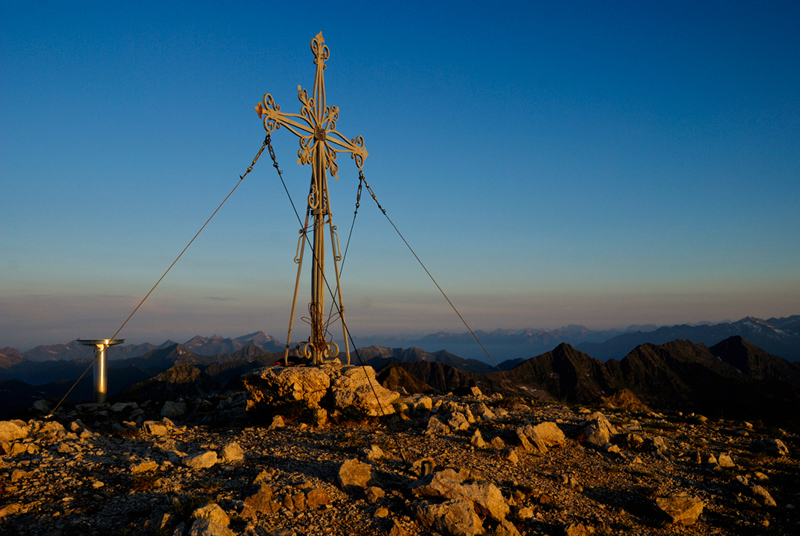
top-left (583, 485), bottom-right (665, 526)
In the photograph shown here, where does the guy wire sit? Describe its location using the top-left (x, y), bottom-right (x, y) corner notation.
top-left (46, 136), bottom-right (270, 418)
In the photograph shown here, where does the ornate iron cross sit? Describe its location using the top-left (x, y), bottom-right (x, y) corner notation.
top-left (256, 32), bottom-right (367, 365)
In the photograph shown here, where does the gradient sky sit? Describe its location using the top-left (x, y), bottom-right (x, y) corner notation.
top-left (2, 1), bottom-right (799, 351)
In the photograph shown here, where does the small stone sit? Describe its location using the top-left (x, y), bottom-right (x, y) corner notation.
top-left (364, 444), bottom-right (384, 461)
top-left (411, 457), bottom-right (436, 477)
top-left (221, 442), bottom-right (245, 464)
top-left (655, 494), bottom-right (704, 525)
top-left (388, 519), bottom-right (408, 536)
top-left (188, 517), bottom-right (235, 536)
top-left (192, 503), bottom-right (230, 527)
top-left (374, 506), bottom-right (389, 518)
top-left (312, 408), bottom-right (327, 427)
top-left (751, 485), bottom-right (777, 507)
top-left (365, 486), bottom-right (385, 504)
top-left (131, 460), bottom-right (158, 474)
top-left (305, 487), bottom-right (330, 509)
top-left (338, 458), bottom-right (374, 490)
top-left (183, 451), bottom-right (218, 469)
top-left (718, 451), bottom-right (735, 468)
top-left (470, 429), bottom-right (486, 448)
top-left (425, 416), bottom-right (451, 435)
top-left (490, 436), bottom-right (506, 449)
top-left (505, 448), bottom-right (519, 464)
top-left (143, 421), bottom-right (169, 436)
top-left (415, 498), bottom-right (483, 536)
top-left (269, 415), bottom-right (285, 430)
top-left (563, 523), bottom-right (591, 536)
top-left (448, 412), bottom-right (470, 431)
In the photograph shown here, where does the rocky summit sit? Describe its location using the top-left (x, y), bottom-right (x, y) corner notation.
top-left (1, 382), bottom-right (799, 536)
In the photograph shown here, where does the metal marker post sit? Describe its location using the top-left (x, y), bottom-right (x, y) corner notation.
top-left (78, 339), bottom-right (124, 403)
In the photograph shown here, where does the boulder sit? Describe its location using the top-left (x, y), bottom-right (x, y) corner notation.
top-left (411, 468), bottom-right (510, 523)
top-left (34, 420), bottom-right (65, 439)
top-left (490, 436), bottom-right (505, 449)
top-left (755, 438), bottom-right (789, 457)
top-left (472, 403), bottom-right (495, 421)
top-left (0, 421), bottom-right (28, 442)
top-left (718, 451), bottom-right (736, 468)
top-left (243, 366), bottom-right (331, 413)
top-left (329, 365), bottom-right (399, 417)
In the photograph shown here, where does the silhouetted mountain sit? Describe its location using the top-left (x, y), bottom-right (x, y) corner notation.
top-left (183, 332), bottom-right (282, 355)
top-left (486, 343), bottom-right (619, 403)
top-left (120, 363), bottom-right (220, 401)
top-left (375, 365), bottom-right (434, 395)
top-left (0, 348), bottom-right (24, 368)
top-left (356, 346), bottom-right (495, 374)
top-left (576, 315), bottom-right (800, 361)
top-left (0, 357), bottom-right (95, 385)
top-left (711, 336), bottom-right (800, 381)
top-left (378, 337), bottom-right (800, 426)
top-left (381, 361), bottom-right (479, 394)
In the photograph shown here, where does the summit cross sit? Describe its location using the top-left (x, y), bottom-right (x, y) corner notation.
top-left (256, 32), bottom-right (368, 366)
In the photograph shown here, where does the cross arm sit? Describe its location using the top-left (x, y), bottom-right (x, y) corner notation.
top-left (255, 94), bottom-right (315, 139)
top-left (326, 130), bottom-right (368, 170)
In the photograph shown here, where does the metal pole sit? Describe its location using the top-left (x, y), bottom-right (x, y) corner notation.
top-left (78, 339), bottom-right (123, 403)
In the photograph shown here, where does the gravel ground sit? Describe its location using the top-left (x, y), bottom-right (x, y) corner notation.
top-left (1, 394), bottom-right (799, 536)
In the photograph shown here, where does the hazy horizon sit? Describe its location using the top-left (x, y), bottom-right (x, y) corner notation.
top-left (3, 2), bottom-right (798, 353)
top-left (7, 312), bottom-right (797, 354)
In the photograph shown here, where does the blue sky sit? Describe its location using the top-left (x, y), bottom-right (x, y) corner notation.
top-left (2, 1), bottom-right (799, 351)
